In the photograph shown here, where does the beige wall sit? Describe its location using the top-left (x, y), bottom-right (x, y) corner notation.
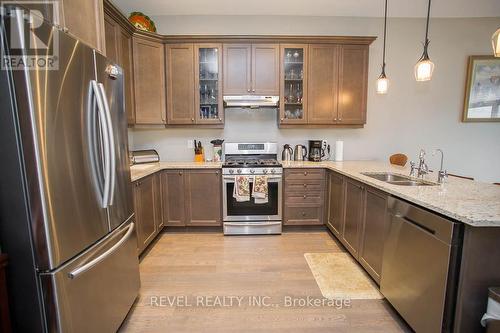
top-left (129, 16), bottom-right (500, 182)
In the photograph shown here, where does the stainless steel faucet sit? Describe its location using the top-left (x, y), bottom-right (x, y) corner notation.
top-left (409, 149), bottom-right (429, 178)
top-left (434, 149), bottom-right (447, 184)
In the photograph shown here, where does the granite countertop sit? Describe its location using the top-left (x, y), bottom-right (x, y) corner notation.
top-left (130, 161), bottom-right (222, 182)
top-left (283, 160), bottom-right (500, 227)
top-left (130, 160), bottom-right (500, 227)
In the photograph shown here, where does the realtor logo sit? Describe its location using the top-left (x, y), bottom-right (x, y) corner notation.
top-left (1, 1), bottom-right (59, 70)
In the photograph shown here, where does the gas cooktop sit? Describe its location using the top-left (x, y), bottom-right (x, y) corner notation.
top-left (223, 159), bottom-right (281, 168)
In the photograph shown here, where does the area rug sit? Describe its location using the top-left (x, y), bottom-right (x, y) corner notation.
top-left (304, 252), bottom-right (384, 300)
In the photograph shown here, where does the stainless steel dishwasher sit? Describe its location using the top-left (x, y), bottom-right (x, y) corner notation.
top-left (380, 197), bottom-right (462, 333)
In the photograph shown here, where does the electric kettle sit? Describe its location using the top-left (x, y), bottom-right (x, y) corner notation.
top-left (281, 144), bottom-right (293, 161)
top-left (293, 144), bottom-right (308, 161)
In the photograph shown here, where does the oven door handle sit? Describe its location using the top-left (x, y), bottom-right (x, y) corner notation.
top-left (223, 176), bottom-right (282, 181)
top-left (224, 222), bottom-right (282, 226)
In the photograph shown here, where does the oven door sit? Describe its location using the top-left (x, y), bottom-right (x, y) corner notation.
top-left (222, 175), bottom-right (282, 222)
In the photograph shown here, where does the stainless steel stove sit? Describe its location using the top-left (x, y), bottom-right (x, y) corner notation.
top-left (222, 143), bottom-right (282, 235)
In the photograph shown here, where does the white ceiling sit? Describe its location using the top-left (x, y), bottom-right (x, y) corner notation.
top-left (113, 0), bottom-right (500, 18)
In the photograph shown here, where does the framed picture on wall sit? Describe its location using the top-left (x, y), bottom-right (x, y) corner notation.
top-left (462, 56), bottom-right (500, 122)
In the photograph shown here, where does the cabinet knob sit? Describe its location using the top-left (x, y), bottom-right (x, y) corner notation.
top-left (191, 118), bottom-right (195, 122)
top-left (218, 117), bottom-right (222, 121)
top-left (339, 117), bottom-right (342, 121)
top-left (302, 212), bottom-right (306, 217)
top-left (179, 172), bottom-right (183, 176)
top-left (215, 171), bottom-right (219, 175)
top-left (280, 118), bottom-right (284, 121)
top-left (334, 118), bottom-right (337, 121)
top-left (304, 171), bottom-right (308, 176)
top-left (303, 183), bottom-right (307, 187)
top-left (303, 194), bottom-right (307, 199)
top-left (252, 89), bottom-right (255, 92)
top-left (247, 88), bottom-right (251, 92)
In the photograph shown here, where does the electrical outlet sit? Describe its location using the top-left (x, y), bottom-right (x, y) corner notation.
top-left (187, 140), bottom-right (194, 149)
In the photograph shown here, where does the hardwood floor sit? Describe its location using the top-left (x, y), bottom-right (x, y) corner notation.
top-left (119, 231), bottom-right (410, 332)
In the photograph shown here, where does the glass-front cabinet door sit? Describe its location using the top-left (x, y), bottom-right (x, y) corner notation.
top-left (279, 44), bottom-right (308, 125)
top-left (195, 44), bottom-right (224, 124)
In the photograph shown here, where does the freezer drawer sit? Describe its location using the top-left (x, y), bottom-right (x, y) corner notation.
top-left (40, 219), bottom-right (140, 333)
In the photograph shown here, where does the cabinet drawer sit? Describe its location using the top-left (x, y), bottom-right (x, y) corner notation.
top-left (285, 206), bottom-right (323, 225)
top-left (285, 180), bottom-right (325, 192)
top-left (285, 191), bottom-right (324, 205)
top-left (285, 169), bottom-right (325, 181)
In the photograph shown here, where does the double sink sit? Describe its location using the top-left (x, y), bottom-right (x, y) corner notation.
top-left (361, 172), bottom-right (438, 186)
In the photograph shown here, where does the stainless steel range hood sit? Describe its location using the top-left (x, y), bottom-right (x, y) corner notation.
top-left (223, 95), bottom-right (279, 108)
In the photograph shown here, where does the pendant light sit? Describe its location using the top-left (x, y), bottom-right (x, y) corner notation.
top-left (376, 0), bottom-right (389, 94)
top-left (415, 0), bottom-right (434, 81)
top-left (493, 28), bottom-right (500, 57)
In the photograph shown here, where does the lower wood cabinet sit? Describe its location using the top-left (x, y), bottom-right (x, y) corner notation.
top-left (326, 170), bottom-right (390, 284)
top-left (341, 178), bottom-right (365, 259)
top-left (161, 170), bottom-right (186, 226)
top-left (326, 170), bottom-right (344, 237)
top-left (284, 169), bottom-right (326, 225)
top-left (359, 187), bottom-right (389, 284)
top-left (162, 169), bottom-right (222, 226)
top-left (133, 173), bottom-right (162, 255)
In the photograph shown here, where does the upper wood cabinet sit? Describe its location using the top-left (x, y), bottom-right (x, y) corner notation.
top-left (223, 44), bottom-right (251, 94)
top-left (166, 44), bottom-right (196, 124)
top-left (103, 13), bottom-right (119, 62)
top-left (307, 44), bottom-right (340, 125)
top-left (252, 44), bottom-right (280, 95)
top-left (279, 44), bottom-right (308, 124)
top-left (119, 30), bottom-right (135, 125)
top-left (165, 43), bottom-right (224, 126)
top-left (132, 36), bottom-right (166, 125)
top-left (195, 44), bottom-right (224, 124)
top-left (338, 45), bottom-right (369, 125)
top-left (223, 44), bottom-right (279, 95)
top-left (60, 0), bottom-right (106, 54)
top-left (103, 11), bottom-right (135, 124)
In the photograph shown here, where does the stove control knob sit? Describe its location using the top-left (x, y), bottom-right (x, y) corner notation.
top-left (250, 169), bottom-right (255, 174)
top-left (229, 169), bottom-right (234, 174)
top-left (263, 169), bottom-right (268, 174)
top-left (270, 169), bottom-right (276, 174)
top-left (237, 169), bottom-right (242, 174)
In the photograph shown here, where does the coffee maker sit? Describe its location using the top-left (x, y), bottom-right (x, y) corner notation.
top-left (308, 140), bottom-right (324, 162)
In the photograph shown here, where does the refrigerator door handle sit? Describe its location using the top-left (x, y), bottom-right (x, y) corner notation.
top-left (98, 82), bottom-right (116, 207)
top-left (67, 222), bottom-right (135, 279)
top-left (92, 80), bottom-right (111, 208)
top-left (87, 81), bottom-right (104, 205)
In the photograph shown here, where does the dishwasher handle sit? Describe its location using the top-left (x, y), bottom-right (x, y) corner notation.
top-left (393, 213), bottom-right (436, 236)
top-left (387, 197), bottom-right (458, 245)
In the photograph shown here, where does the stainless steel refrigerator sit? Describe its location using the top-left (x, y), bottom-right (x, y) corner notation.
top-left (0, 9), bottom-right (140, 332)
